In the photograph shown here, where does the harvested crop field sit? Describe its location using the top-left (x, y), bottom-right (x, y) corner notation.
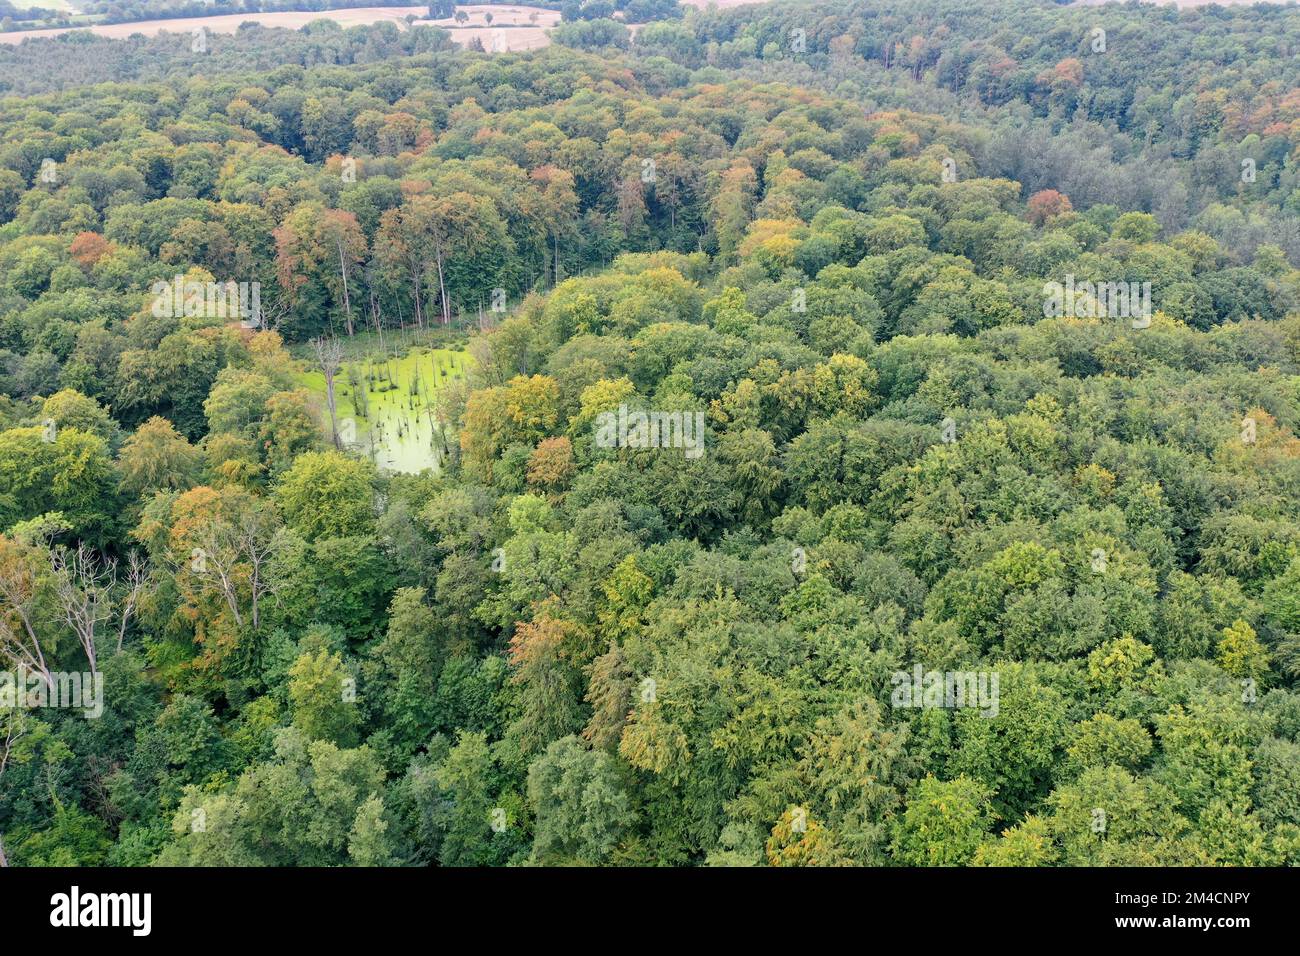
top-left (0, 4), bottom-right (558, 47)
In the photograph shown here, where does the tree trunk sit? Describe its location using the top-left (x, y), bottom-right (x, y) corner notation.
top-left (434, 244), bottom-right (450, 326)
top-left (371, 291), bottom-right (388, 357)
top-left (313, 337), bottom-right (344, 450)
top-left (410, 263), bottom-right (425, 330)
top-left (337, 239), bottom-right (354, 337)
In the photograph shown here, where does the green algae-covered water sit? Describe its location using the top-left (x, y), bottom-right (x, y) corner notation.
top-left (297, 346), bottom-right (472, 473)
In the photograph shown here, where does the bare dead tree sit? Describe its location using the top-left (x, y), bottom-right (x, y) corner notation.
top-left (188, 520), bottom-right (246, 631)
top-left (0, 835), bottom-right (7, 867)
top-left (117, 550), bottom-right (149, 653)
top-left (312, 336), bottom-right (345, 450)
top-left (49, 543), bottom-right (115, 675)
top-left (368, 286), bottom-right (388, 357)
top-left (243, 286), bottom-right (289, 334)
top-left (335, 235), bottom-right (355, 337)
top-left (233, 512), bottom-right (279, 632)
top-left (432, 233), bottom-right (451, 326)
top-left (185, 504), bottom-right (279, 633)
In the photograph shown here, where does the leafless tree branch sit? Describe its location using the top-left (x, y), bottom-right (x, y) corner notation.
top-left (49, 543), bottom-right (115, 675)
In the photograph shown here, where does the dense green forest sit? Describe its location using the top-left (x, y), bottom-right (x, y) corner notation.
top-left (2, 0), bottom-right (1300, 868)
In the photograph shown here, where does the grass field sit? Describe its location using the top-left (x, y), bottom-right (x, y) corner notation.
top-left (295, 345), bottom-right (472, 474)
top-left (11, 0), bottom-right (79, 10)
top-left (0, 4), bottom-right (559, 47)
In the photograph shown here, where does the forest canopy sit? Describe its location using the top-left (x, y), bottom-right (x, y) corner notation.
top-left (1, 0), bottom-right (1300, 868)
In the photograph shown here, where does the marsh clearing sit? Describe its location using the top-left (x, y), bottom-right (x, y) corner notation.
top-left (297, 345), bottom-right (472, 474)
